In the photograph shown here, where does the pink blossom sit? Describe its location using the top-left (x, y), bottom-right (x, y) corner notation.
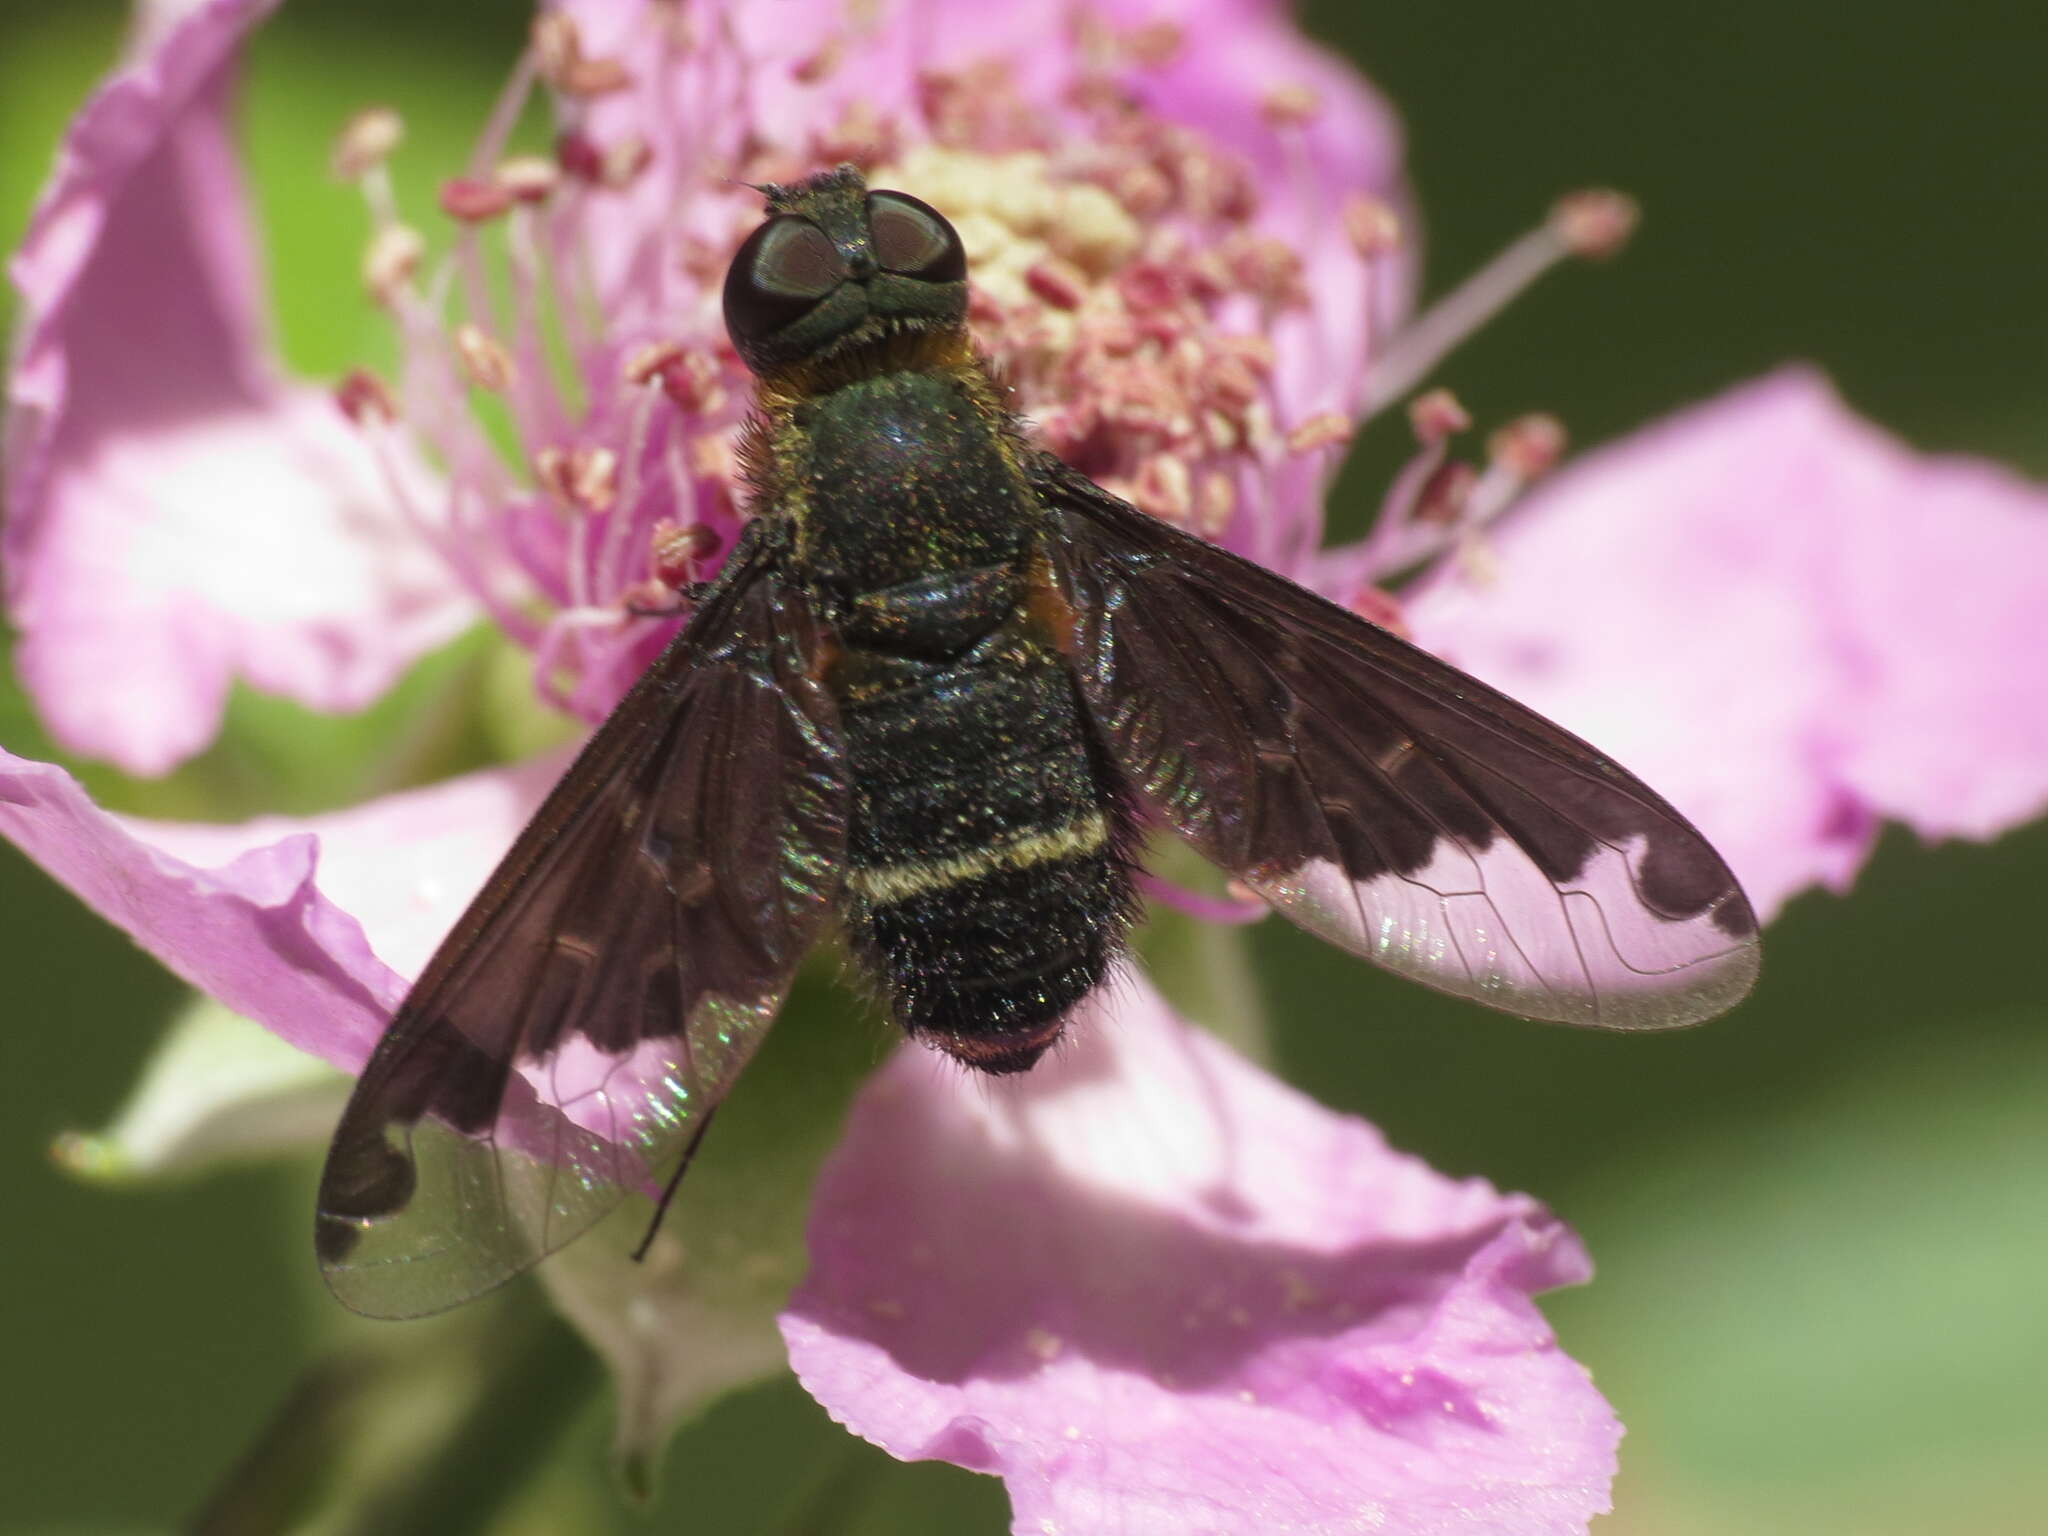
top-left (7, 1), bottom-right (2048, 1531)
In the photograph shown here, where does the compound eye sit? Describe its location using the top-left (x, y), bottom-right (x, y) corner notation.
top-left (723, 216), bottom-right (847, 343)
top-left (866, 190), bottom-right (966, 282)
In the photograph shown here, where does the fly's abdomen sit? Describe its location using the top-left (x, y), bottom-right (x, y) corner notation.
top-left (839, 631), bottom-right (1136, 1073)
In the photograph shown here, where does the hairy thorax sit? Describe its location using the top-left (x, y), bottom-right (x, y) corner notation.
top-left (748, 337), bottom-right (1038, 649)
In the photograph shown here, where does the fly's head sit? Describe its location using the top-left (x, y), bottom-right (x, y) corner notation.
top-left (723, 164), bottom-right (969, 376)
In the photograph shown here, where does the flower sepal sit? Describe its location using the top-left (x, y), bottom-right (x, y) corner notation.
top-left (52, 994), bottom-right (345, 1184)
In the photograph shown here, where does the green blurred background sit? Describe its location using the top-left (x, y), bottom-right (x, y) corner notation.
top-left (2, 2), bottom-right (2043, 1531)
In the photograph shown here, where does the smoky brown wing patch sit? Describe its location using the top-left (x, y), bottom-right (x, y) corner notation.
top-left (1037, 453), bottom-right (1757, 1031)
top-left (315, 570), bottom-right (847, 1319)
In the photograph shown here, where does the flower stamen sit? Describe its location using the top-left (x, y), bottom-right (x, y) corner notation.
top-left (495, 155), bottom-right (559, 203)
top-left (1358, 190), bottom-right (1640, 417)
top-left (321, 23), bottom-right (1635, 734)
top-left (440, 177), bottom-right (514, 223)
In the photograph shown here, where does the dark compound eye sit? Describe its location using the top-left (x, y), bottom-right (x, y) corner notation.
top-left (723, 216), bottom-right (848, 343)
top-left (866, 191), bottom-right (966, 282)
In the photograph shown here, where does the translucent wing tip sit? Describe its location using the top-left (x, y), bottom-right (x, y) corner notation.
top-left (1534, 922), bottom-right (1760, 1031)
top-left (1254, 852), bottom-right (1761, 1033)
top-left (314, 1117), bottom-right (545, 1320)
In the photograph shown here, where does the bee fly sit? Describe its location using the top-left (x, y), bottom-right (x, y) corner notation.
top-left (316, 166), bottom-right (1759, 1318)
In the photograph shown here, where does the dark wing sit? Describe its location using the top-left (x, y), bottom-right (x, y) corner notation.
top-left (315, 530), bottom-right (846, 1318)
top-left (1034, 454), bottom-right (1758, 1030)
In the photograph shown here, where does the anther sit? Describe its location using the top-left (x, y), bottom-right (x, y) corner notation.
top-left (967, 286), bottom-right (1008, 327)
top-left (1343, 195), bottom-right (1402, 259)
top-left (1487, 413), bottom-right (1566, 480)
top-left (792, 38), bottom-right (844, 84)
top-left (559, 133), bottom-right (652, 189)
top-left (1260, 83), bottom-right (1321, 129)
top-left (1196, 470), bottom-right (1236, 533)
top-left (1065, 72), bottom-right (1136, 119)
top-left (1122, 20), bottom-right (1184, 67)
top-left (1025, 259), bottom-right (1088, 311)
top-left (1414, 460), bottom-right (1477, 525)
top-left (530, 13), bottom-right (581, 80)
top-left (534, 447), bottom-right (569, 502)
top-left (622, 341), bottom-right (685, 388)
top-left (440, 177), bottom-right (513, 223)
top-left (601, 138), bottom-right (654, 187)
top-left (1223, 234), bottom-right (1305, 307)
top-left (335, 368), bottom-right (398, 425)
top-left (494, 156), bottom-right (559, 203)
top-left (650, 521), bottom-right (722, 588)
top-left (1240, 398), bottom-right (1278, 456)
top-left (535, 446), bottom-right (619, 514)
top-left (362, 224), bottom-right (425, 303)
top-left (1550, 190), bottom-right (1639, 260)
top-left (1184, 249), bottom-right (1234, 304)
top-left (455, 324), bottom-right (516, 392)
top-left (1175, 145), bottom-right (1256, 223)
top-left (1108, 162), bottom-right (1172, 220)
top-left (1408, 389), bottom-right (1471, 445)
top-left (1455, 537), bottom-right (1500, 587)
top-left (1134, 454), bottom-right (1194, 522)
top-left (653, 350), bottom-right (727, 416)
top-left (1205, 354), bottom-right (1263, 410)
top-left (555, 129), bottom-right (604, 182)
top-left (574, 449), bottom-right (619, 514)
top-left (1346, 585), bottom-right (1411, 640)
top-left (331, 107), bottom-right (403, 181)
top-left (1117, 262), bottom-right (1182, 314)
top-left (1221, 334), bottom-right (1277, 375)
top-left (1286, 412), bottom-right (1350, 456)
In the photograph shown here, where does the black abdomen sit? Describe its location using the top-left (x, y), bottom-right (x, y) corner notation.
top-left (837, 617), bottom-right (1135, 1072)
top-left (792, 366), bottom-right (1133, 1069)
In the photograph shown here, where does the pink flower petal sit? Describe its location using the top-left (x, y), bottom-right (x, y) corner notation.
top-left (0, 747), bottom-right (559, 1074)
top-left (4, 0), bottom-right (471, 774)
top-left (783, 975), bottom-right (1617, 1534)
top-left (1408, 368), bottom-right (2048, 920)
top-left (0, 747), bottom-right (392, 1073)
top-left (133, 747), bottom-right (567, 984)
